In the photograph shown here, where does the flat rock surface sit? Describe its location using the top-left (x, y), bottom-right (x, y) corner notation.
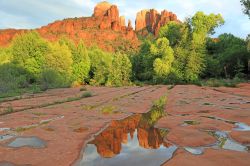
top-left (163, 149), bottom-right (250, 166)
top-left (0, 84), bottom-right (250, 165)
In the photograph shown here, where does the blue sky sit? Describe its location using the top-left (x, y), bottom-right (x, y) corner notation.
top-left (0, 0), bottom-right (249, 38)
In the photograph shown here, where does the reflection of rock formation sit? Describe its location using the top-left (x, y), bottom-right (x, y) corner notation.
top-left (137, 127), bottom-right (163, 149)
top-left (90, 112), bottom-right (168, 158)
top-left (90, 114), bottom-right (141, 158)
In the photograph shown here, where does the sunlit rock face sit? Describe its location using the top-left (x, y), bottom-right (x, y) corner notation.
top-left (93, 1), bottom-right (113, 17)
top-left (0, 1), bottom-right (139, 52)
top-left (135, 9), bottom-right (180, 36)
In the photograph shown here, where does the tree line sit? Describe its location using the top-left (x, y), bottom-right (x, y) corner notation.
top-left (0, 11), bottom-right (249, 96)
top-left (132, 12), bottom-right (249, 84)
top-left (0, 32), bottom-right (132, 96)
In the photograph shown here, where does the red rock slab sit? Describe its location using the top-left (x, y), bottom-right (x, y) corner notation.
top-left (163, 148), bottom-right (250, 166)
top-left (230, 131), bottom-right (250, 144)
top-left (156, 115), bottom-right (234, 132)
top-left (0, 86), bottom-right (127, 113)
top-left (214, 84), bottom-right (250, 97)
top-left (166, 128), bottom-right (216, 147)
top-left (0, 86), bottom-right (168, 166)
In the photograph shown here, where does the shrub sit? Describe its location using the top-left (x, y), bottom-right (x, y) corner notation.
top-left (81, 91), bottom-right (93, 98)
top-left (0, 63), bottom-right (30, 94)
top-left (40, 69), bottom-right (69, 90)
top-left (80, 87), bottom-right (87, 91)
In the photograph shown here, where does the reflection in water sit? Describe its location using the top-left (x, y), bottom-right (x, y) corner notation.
top-left (214, 131), bottom-right (248, 152)
top-left (234, 123), bottom-right (250, 131)
top-left (80, 109), bottom-right (177, 166)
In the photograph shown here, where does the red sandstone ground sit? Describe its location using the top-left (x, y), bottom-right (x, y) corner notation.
top-left (0, 84), bottom-right (250, 166)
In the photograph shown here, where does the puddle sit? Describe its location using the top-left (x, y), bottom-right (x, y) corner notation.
top-left (8, 137), bottom-right (46, 148)
top-left (184, 147), bottom-right (204, 155)
top-left (0, 161), bottom-right (16, 166)
top-left (0, 134), bottom-right (15, 142)
top-left (79, 107), bottom-right (177, 166)
top-left (0, 128), bottom-right (10, 132)
top-left (213, 131), bottom-right (248, 152)
top-left (233, 123), bottom-right (250, 131)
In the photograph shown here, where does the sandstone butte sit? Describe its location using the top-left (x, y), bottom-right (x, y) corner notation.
top-left (0, 1), bottom-right (180, 52)
top-left (135, 9), bottom-right (180, 36)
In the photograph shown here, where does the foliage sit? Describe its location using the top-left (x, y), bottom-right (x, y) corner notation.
top-left (88, 46), bottom-right (112, 85)
top-left (106, 53), bottom-right (132, 86)
top-left (206, 34), bottom-right (249, 78)
top-left (0, 63), bottom-right (30, 94)
top-left (241, 0), bottom-right (250, 18)
top-left (201, 78), bottom-right (246, 87)
top-left (40, 69), bottom-right (68, 90)
top-left (152, 38), bottom-right (174, 82)
top-left (60, 38), bottom-right (90, 83)
top-left (45, 42), bottom-right (73, 78)
top-left (81, 91), bottom-right (93, 98)
top-left (131, 40), bottom-right (154, 81)
top-left (0, 47), bottom-right (12, 65)
top-left (133, 12), bottom-right (225, 83)
top-left (159, 21), bottom-right (183, 47)
top-left (11, 31), bottom-right (49, 79)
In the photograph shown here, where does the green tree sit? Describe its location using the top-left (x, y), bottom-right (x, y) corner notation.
top-left (107, 53), bottom-right (132, 86)
top-left (11, 31), bottom-right (49, 79)
top-left (159, 22), bottom-right (184, 47)
top-left (71, 41), bottom-right (90, 83)
top-left (151, 38), bottom-right (174, 81)
top-left (241, 0), bottom-right (250, 18)
top-left (0, 63), bottom-right (30, 93)
top-left (88, 47), bottom-right (112, 85)
top-left (44, 42), bottom-right (73, 80)
top-left (132, 40), bottom-right (154, 81)
top-left (185, 12), bottom-right (224, 81)
top-left (0, 47), bottom-right (12, 65)
top-left (206, 33), bottom-right (249, 78)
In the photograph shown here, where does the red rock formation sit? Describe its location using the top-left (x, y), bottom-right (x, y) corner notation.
top-left (119, 16), bottom-right (125, 27)
top-left (135, 9), bottom-right (179, 36)
top-left (0, 29), bottom-right (27, 46)
top-left (0, 1), bottom-right (139, 52)
top-left (93, 1), bottom-right (112, 17)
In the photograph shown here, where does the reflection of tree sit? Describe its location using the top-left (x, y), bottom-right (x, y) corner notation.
top-left (137, 105), bottom-right (167, 149)
top-left (89, 106), bottom-right (167, 158)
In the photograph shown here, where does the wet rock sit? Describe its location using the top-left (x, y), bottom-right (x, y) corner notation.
top-left (163, 149), bottom-right (250, 166)
top-left (230, 131), bottom-right (250, 144)
top-left (167, 128), bottom-right (216, 147)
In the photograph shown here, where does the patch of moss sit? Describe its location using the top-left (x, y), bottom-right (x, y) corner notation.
top-left (101, 106), bottom-right (116, 114)
top-left (203, 103), bottom-right (213, 106)
top-left (184, 120), bottom-right (200, 125)
top-left (32, 112), bottom-right (47, 116)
